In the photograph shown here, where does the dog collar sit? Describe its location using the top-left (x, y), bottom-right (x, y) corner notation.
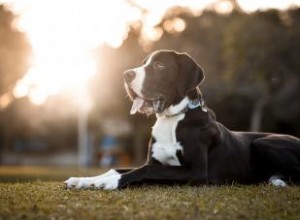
top-left (188, 99), bottom-right (207, 112)
top-left (164, 98), bottom-right (207, 117)
top-left (188, 100), bottom-right (201, 109)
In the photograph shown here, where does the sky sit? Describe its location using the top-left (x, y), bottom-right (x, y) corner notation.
top-left (0, 0), bottom-right (299, 108)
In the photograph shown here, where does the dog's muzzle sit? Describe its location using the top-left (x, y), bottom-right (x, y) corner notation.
top-left (124, 82), bottom-right (165, 115)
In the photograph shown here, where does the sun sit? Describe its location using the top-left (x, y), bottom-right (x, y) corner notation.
top-left (5, 0), bottom-right (141, 107)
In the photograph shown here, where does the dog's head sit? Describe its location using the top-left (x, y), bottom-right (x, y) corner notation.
top-left (124, 50), bottom-right (204, 115)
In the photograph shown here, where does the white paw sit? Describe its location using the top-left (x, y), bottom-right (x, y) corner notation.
top-left (270, 179), bottom-right (288, 187)
top-left (64, 169), bottom-right (119, 189)
top-left (64, 177), bottom-right (94, 189)
top-left (269, 175), bottom-right (288, 187)
top-left (93, 174), bottom-right (121, 190)
top-left (65, 177), bottom-right (81, 188)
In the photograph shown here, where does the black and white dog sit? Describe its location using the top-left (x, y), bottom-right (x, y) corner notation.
top-left (65, 50), bottom-right (300, 189)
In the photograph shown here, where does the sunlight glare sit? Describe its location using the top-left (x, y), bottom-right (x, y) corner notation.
top-left (214, 1), bottom-right (234, 14)
top-left (0, 93), bottom-right (13, 108)
top-left (237, 0), bottom-right (300, 12)
top-left (13, 52), bottom-right (96, 105)
top-left (163, 18), bottom-right (186, 34)
top-left (5, 0), bottom-right (141, 107)
top-left (1, 0), bottom-right (299, 107)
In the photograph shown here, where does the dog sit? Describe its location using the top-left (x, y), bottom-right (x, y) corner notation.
top-left (65, 49), bottom-right (300, 190)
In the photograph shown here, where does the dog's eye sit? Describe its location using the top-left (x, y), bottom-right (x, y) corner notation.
top-left (153, 62), bottom-right (164, 69)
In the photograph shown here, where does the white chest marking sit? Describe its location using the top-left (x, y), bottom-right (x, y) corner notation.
top-left (152, 114), bottom-right (185, 166)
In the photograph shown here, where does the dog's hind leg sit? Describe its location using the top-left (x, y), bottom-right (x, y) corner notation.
top-left (268, 175), bottom-right (288, 187)
top-left (251, 135), bottom-right (300, 185)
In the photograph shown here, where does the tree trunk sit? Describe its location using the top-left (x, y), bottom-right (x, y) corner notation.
top-left (250, 92), bottom-right (269, 132)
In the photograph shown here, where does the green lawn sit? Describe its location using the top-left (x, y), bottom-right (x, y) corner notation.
top-left (1, 166), bottom-right (300, 220)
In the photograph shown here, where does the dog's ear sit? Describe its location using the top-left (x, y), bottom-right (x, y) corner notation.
top-left (176, 52), bottom-right (204, 97)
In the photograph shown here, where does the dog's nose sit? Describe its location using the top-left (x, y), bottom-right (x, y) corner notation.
top-left (123, 70), bottom-right (136, 83)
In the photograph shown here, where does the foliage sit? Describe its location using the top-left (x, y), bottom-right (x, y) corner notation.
top-left (0, 5), bottom-right (31, 96)
top-left (147, 8), bottom-right (300, 133)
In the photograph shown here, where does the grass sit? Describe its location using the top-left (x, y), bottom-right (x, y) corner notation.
top-left (1, 166), bottom-right (300, 220)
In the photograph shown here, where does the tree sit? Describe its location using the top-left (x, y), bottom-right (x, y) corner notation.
top-left (222, 10), bottom-right (298, 132)
top-left (0, 5), bottom-right (31, 97)
top-left (0, 5), bottom-right (31, 162)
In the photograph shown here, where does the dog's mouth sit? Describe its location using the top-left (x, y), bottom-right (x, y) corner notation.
top-left (125, 84), bottom-right (165, 115)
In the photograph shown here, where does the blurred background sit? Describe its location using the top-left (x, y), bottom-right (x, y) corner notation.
top-left (0, 0), bottom-right (300, 177)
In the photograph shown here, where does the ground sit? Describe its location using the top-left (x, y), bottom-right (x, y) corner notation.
top-left (1, 166), bottom-right (300, 220)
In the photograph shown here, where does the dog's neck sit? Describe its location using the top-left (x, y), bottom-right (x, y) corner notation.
top-left (157, 88), bottom-right (207, 118)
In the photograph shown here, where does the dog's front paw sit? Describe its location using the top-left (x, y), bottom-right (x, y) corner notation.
top-left (65, 177), bottom-right (81, 188)
top-left (93, 174), bottom-right (121, 190)
top-left (65, 177), bottom-right (94, 189)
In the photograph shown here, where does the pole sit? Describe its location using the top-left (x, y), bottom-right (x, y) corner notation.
top-left (78, 85), bottom-right (89, 167)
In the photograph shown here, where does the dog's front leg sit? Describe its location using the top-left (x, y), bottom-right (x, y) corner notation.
top-left (116, 164), bottom-right (208, 189)
top-left (68, 164), bottom-right (207, 190)
top-left (65, 168), bottom-right (134, 189)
